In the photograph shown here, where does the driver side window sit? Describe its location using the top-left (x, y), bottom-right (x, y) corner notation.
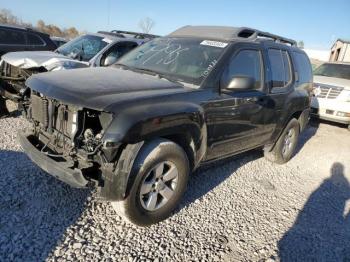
top-left (101, 42), bottom-right (138, 66)
top-left (222, 49), bottom-right (263, 89)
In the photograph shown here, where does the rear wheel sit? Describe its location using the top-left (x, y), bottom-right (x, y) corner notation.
top-left (111, 139), bottom-right (189, 226)
top-left (264, 118), bottom-right (300, 164)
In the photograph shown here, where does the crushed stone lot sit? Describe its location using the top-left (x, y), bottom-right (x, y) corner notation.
top-left (1, 102), bottom-right (350, 262)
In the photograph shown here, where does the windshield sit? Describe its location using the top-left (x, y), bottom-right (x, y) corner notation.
top-left (117, 37), bottom-right (228, 85)
top-left (314, 63), bottom-right (350, 80)
top-left (57, 35), bottom-right (109, 62)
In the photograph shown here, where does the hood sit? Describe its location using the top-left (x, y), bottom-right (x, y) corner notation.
top-left (26, 67), bottom-right (188, 112)
top-left (1, 51), bottom-right (89, 71)
top-left (314, 75), bottom-right (350, 90)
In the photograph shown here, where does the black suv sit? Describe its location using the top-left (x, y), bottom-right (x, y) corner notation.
top-left (19, 26), bottom-right (313, 226)
top-left (0, 24), bottom-right (56, 56)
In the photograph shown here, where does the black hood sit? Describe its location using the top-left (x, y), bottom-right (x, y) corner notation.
top-left (26, 67), bottom-right (187, 112)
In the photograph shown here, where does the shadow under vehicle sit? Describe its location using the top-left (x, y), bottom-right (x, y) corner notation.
top-left (19, 25), bottom-right (313, 226)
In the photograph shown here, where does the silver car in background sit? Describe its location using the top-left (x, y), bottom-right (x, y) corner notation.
top-left (311, 62), bottom-right (350, 129)
top-left (0, 30), bottom-right (158, 115)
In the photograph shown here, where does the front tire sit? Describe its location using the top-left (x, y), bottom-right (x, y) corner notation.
top-left (111, 139), bottom-right (189, 226)
top-left (264, 118), bottom-right (300, 164)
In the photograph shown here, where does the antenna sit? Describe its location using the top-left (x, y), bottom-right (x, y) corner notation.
top-left (107, 0), bottom-right (111, 30)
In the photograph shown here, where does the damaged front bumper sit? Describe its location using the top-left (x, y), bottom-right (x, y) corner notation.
top-left (18, 129), bottom-right (89, 188)
top-left (0, 82), bottom-right (23, 102)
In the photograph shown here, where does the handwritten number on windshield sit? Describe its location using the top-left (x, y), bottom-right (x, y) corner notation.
top-left (139, 40), bottom-right (190, 65)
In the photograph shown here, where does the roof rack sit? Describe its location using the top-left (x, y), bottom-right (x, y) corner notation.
top-left (98, 30), bottom-right (159, 39)
top-left (168, 26), bottom-right (296, 46)
top-left (237, 27), bottom-right (297, 46)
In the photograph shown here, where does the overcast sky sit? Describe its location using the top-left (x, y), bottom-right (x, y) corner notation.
top-left (1, 0), bottom-right (349, 50)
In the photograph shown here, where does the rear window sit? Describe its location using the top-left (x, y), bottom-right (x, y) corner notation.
top-left (27, 33), bottom-right (45, 46)
top-left (268, 49), bottom-right (292, 90)
top-left (293, 52), bottom-right (312, 83)
top-left (314, 63), bottom-right (350, 80)
top-left (0, 28), bottom-right (26, 45)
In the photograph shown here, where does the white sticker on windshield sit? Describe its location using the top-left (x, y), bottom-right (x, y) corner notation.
top-left (200, 40), bottom-right (228, 48)
top-left (102, 38), bottom-right (113, 44)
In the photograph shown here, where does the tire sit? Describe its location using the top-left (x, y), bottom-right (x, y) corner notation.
top-left (111, 138), bottom-right (189, 226)
top-left (264, 118), bottom-right (300, 164)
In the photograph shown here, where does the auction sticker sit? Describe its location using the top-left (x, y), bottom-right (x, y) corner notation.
top-left (200, 40), bottom-right (228, 48)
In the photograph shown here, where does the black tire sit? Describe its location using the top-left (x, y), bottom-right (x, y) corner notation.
top-left (111, 138), bottom-right (189, 226)
top-left (264, 118), bottom-right (300, 164)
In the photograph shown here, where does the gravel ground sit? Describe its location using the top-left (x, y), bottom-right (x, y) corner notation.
top-left (1, 101), bottom-right (350, 262)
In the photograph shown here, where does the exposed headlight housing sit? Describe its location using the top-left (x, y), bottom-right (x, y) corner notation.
top-left (71, 112), bottom-right (78, 137)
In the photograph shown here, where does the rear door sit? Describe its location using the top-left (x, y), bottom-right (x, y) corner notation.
top-left (26, 32), bottom-right (48, 51)
top-left (263, 45), bottom-right (296, 136)
top-left (0, 28), bottom-right (27, 56)
top-left (207, 44), bottom-right (272, 160)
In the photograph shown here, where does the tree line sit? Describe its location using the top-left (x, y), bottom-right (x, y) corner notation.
top-left (0, 9), bottom-right (80, 39)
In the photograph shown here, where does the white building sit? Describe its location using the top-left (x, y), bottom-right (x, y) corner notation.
top-left (329, 39), bottom-right (350, 62)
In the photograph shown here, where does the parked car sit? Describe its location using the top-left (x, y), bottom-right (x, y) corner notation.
top-left (19, 26), bottom-right (312, 226)
top-left (0, 30), bottom-right (158, 116)
top-left (311, 62), bottom-right (350, 129)
top-left (0, 24), bottom-right (57, 57)
top-left (50, 36), bottom-right (68, 48)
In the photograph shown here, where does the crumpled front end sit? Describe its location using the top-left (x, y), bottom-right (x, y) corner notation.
top-left (20, 90), bottom-right (121, 192)
top-left (0, 52), bottom-right (89, 108)
top-left (0, 59), bottom-right (39, 105)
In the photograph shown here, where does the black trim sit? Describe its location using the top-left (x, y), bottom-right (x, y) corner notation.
top-left (18, 129), bottom-right (88, 188)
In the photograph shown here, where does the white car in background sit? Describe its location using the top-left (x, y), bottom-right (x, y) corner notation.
top-left (311, 62), bottom-right (350, 130)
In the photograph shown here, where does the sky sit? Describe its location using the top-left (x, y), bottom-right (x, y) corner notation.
top-left (0, 0), bottom-right (349, 50)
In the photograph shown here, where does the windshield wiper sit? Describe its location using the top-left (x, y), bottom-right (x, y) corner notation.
top-left (156, 73), bottom-right (184, 86)
top-left (114, 63), bottom-right (131, 70)
top-left (113, 64), bottom-right (184, 86)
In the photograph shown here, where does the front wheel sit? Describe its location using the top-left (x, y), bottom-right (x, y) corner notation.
top-left (264, 118), bottom-right (300, 164)
top-left (111, 139), bottom-right (189, 226)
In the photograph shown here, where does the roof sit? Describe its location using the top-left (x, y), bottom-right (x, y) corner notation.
top-left (336, 38), bottom-right (350, 44)
top-left (168, 25), bottom-right (297, 46)
top-left (98, 30), bottom-right (159, 40)
top-left (0, 23), bottom-right (48, 35)
top-left (87, 32), bottom-right (145, 44)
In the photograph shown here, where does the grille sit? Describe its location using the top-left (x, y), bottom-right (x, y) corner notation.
top-left (30, 93), bottom-right (76, 139)
top-left (31, 94), bottom-right (49, 127)
top-left (315, 83), bottom-right (343, 99)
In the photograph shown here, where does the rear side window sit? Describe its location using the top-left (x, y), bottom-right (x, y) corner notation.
top-left (0, 28), bottom-right (26, 45)
top-left (293, 52), bottom-right (312, 83)
top-left (268, 49), bottom-right (292, 90)
top-left (27, 33), bottom-right (45, 46)
top-left (223, 49), bottom-right (263, 89)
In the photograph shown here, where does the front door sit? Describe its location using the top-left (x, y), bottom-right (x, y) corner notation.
top-left (206, 46), bottom-right (272, 160)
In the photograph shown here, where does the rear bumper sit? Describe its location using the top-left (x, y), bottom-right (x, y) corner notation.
top-left (18, 129), bottom-right (89, 188)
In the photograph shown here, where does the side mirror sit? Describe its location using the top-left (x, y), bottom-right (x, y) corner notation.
top-left (103, 55), bottom-right (118, 66)
top-left (225, 76), bottom-right (255, 91)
